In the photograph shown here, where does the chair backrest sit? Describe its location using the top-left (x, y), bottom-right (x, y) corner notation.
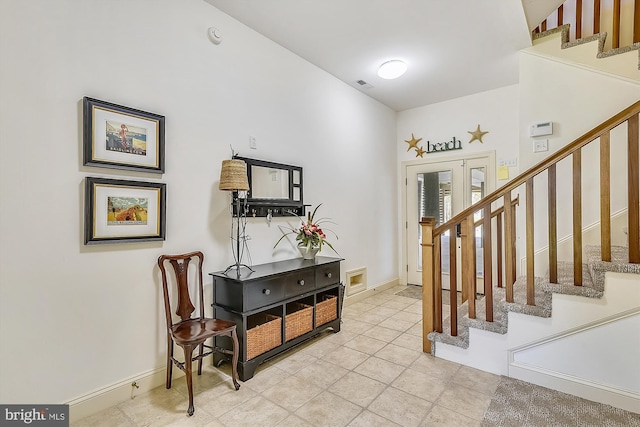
top-left (158, 251), bottom-right (205, 330)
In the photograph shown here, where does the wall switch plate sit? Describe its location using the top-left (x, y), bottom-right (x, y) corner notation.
top-left (249, 136), bottom-right (257, 149)
top-left (533, 139), bottom-right (548, 152)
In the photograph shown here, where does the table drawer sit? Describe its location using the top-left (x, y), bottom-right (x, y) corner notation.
top-left (315, 262), bottom-right (340, 288)
top-left (285, 270), bottom-right (315, 298)
top-left (246, 278), bottom-right (285, 310)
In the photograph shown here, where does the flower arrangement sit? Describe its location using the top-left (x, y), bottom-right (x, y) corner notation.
top-left (274, 204), bottom-right (338, 256)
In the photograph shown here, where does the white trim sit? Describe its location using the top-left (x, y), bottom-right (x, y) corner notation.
top-left (508, 307), bottom-right (640, 413)
top-left (344, 278), bottom-right (399, 305)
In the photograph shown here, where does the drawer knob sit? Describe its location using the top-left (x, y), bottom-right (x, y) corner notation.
top-left (263, 289), bottom-right (271, 295)
top-left (298, 279), bottom-right (305, 286)
top-left (326, 272), bottom-right (332, 278)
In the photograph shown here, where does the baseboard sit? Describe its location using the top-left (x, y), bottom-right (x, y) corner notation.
top-left (344, 278), bottom-right (399, 306)
top-left (507, 308), bottom-right (640, 413)
top-left (508, 364), bottom-right (640, 413)
top-left (66, 366), bottom-right (183, 423)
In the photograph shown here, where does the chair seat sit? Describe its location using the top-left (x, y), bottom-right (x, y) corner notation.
top-left (171, 318), bottom-right (236, 346)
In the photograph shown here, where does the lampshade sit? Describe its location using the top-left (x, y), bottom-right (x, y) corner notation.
top-left (219, 159), bottom-right (249, 191)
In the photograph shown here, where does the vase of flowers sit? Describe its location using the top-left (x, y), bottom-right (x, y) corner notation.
top-left (274, 204), bottom-right (338, 260)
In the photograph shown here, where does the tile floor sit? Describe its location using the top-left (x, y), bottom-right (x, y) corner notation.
top-left (72, 285), bottom-right (498, 427)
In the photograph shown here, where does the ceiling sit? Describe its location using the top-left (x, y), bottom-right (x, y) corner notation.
top-left (205, 1), bottom-right (558, 112)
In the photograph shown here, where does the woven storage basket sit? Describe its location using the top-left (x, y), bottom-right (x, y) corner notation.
top-left (315, 294), bottom-right (337, 326)
top-left (285, 302), bottom-right (313, 342)
top-left (246, 314), bottom-right (282, 360)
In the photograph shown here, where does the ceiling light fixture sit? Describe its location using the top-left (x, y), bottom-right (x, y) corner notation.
top-left (377, 60), bottom-right (407, 79)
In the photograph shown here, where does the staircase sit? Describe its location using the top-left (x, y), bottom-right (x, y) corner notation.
top-left (419, 101), bottom-right (640, 412)
top-left (528, 0), bottom-right (640, 80)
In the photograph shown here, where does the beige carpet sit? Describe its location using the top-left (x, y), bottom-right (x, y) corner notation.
top-left (481, 376), bottom-right (640, 427)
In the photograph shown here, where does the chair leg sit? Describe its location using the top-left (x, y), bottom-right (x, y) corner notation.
top-left (230, 328), bottom-right (240, 391)
top-left (166, 335), bottom-right (174, 389)
top-left (183, 344), bottom-right (196, 416)
top-left (197, 342), bottom-right (204, 375)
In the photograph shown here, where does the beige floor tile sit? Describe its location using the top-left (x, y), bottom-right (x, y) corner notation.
top-left (271, 350), bottom-right (318, 374)
top-left (70, 407), bottom-right (134, 427)
top-left (357, 311), bottom-right (388, 325)
top-left (378, 317), bottom-right (415, 332)
top-left (347, 410), bottom-right (403, 426)
top-left (298, 337), bottom-right (341, 358)
top-left (197, 382), bottom-right (257, 418)
top-left (391, 332), bottom-right (425, 352)
top-left (452, 365), bottom-right (502, 396)
top-left (406, 322), bottom-right (424, 337)
top-left (403, 301), bottom-right (423, 314)
top-left (409, 353), bottom-right (461, 380)
top-left (261, 375), bottom-right (323, 411)
top-left (328, 371), bottom-right (387, 407)
top-left (391, 310), bottom-right (422, 323)
top-left (322, 346), bottom-right (369, 370)
top-left (420, 404), bottom-right (482, 427)
top-left (380, 300), bottom-right (413, 311)
top-left (341, 317), bottom-right (375, 334)
top-left (374, 343), bottom-right (422, 367)
top-left (218, 395), bottom-right (289, 427)
top-left (375, 306), bottom-right (401, 317)
top-left (353, 356), bottom-right (405, 384)
top-left (294, 391), bottom-right (362, 427)
top-left (241, 365), bottom-right (289, 393)
top-left (345, 302), bottom-right (377, 313)
top-left (294, 359), bottom-right (349, 388)
top-left (275, 413), bottom-right (315, 427)
top-left (367, 387), bottom-right (432, 427)
top-left (323, 330), bottom-right (358, 346)
top-left (118, 386), bottom-right (214, 425)
top-left (362, 325), bottom-right (403, 343)
top-left (362, 294), bottom-right (394, 304)
top-left (436, 383), bottom-right (492, 421)
top-left (391, 368), bottom-right (448, 402)
top-left (343, 334), bottom-right (387, 355)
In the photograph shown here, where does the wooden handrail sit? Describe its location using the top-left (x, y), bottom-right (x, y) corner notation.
top-left (422, 100), bottom-right (640, 356)
top-left (433, 101), bottom-right (640, 238)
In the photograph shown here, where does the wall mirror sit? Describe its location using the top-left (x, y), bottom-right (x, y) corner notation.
top-left (234, 156), bottom-right (304, 217)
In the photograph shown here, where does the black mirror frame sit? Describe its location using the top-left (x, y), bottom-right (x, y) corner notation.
top-left (234, 156), bottom-right (304, 218)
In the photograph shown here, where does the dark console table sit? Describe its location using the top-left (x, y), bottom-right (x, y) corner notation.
top-left (210, 257), bottom-right (343, 381)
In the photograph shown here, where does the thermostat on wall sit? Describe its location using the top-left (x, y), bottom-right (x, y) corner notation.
top-left (530, 121), bottom-right (553, 137)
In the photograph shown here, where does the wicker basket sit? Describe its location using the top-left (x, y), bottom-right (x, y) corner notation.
top-left (246, 314), bottom-right (282, 360)
top-left (315, 294), bottom-right (337, 326)
top-left (285, 302), bottom-right (313, 341)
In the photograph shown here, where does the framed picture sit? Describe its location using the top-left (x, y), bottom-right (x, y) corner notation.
top-left (83, 97), bottom-right (165, 173)
top-left (85, 177), bottom-right (166, 245)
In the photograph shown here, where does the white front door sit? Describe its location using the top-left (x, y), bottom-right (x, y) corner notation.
top-left (405, 154), bottom-right (493, 287)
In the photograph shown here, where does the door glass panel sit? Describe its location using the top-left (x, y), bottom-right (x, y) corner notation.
top-left (417, 170), bottom-right (452, 271)
top-left (471, 167), bottom-right (486, 276)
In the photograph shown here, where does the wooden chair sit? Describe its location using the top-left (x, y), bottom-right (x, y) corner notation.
top-left (158, 251), bottom-right (240, 416)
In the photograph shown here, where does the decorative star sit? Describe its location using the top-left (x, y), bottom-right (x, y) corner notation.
top-left (404, 133), bottom-right (422, 151)
top-left (415, 146), bottom-right (426, 158)
top-left (467, 124), bottom-right (489, 144)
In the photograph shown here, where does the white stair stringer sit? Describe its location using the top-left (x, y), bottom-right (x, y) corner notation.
top-left (432, 271), bottom-right (640, 413)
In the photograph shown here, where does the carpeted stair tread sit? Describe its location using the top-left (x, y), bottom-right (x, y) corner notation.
top-left (428, 245), bottom-right (638, 350)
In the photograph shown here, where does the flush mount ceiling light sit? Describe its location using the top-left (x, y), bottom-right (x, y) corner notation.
top-left (377, 60), bottom-right (407, 79)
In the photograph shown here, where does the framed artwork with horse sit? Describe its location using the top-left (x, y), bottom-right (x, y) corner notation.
top-left (84, 177), bottom-right (166, 245)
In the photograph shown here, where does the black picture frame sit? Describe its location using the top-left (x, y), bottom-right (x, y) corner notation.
top-left (84, 177), bottom-right (166, 245)
top-left (83, 97), bottom-right (165, 173)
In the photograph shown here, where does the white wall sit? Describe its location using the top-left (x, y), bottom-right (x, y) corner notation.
top-left (517, 47), bottom-right (640, 274)
top-left (396, 85), bottom-right (520, 280)
top-left (0, 0), bottom-right (398, 404)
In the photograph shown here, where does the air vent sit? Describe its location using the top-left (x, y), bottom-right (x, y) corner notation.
top-left (356, 79), bottom-right (373, 89)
